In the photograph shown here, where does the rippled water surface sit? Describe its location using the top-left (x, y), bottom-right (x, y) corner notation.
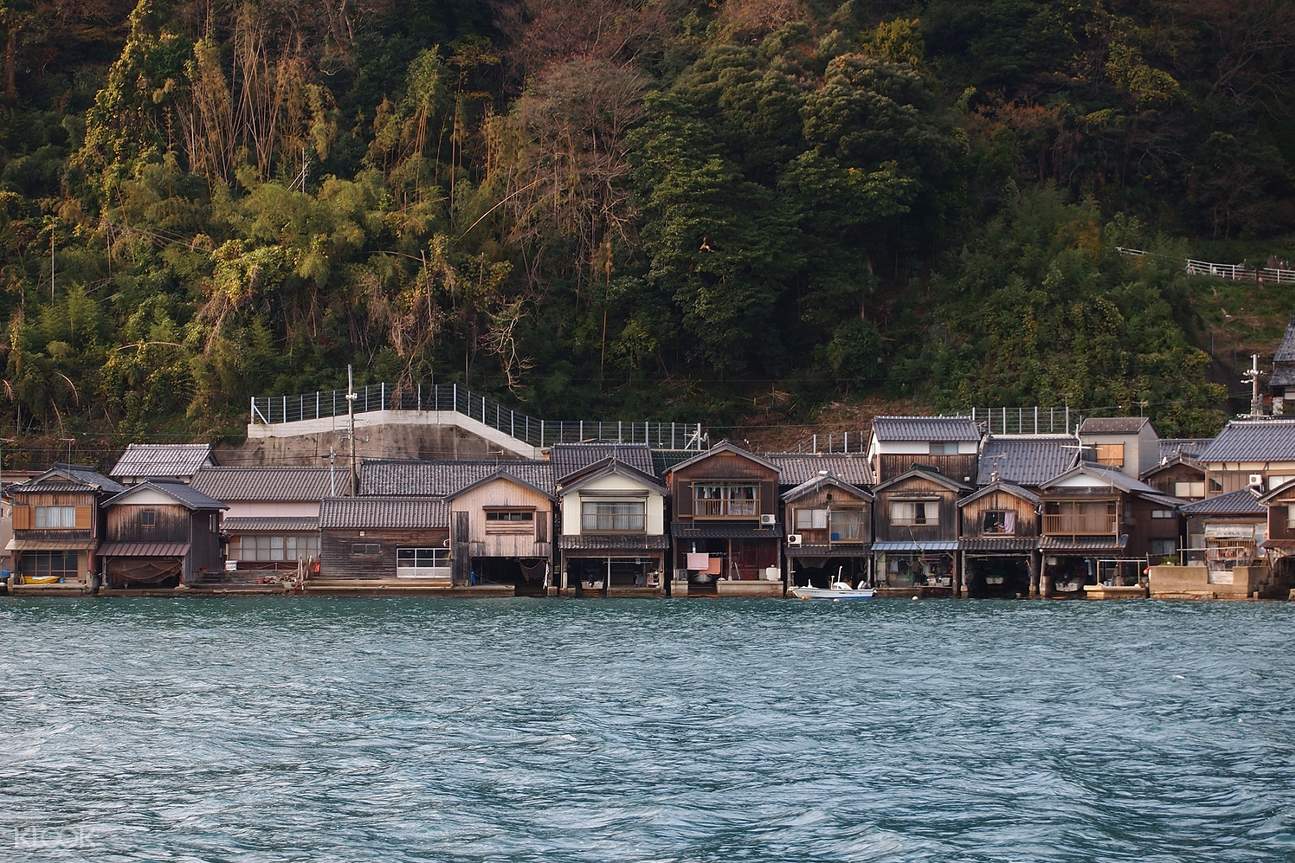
top-left (1, 597), bottom-right (1293, 862)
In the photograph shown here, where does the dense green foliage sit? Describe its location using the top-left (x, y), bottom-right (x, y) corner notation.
top-left (1, 0), bottom-right (1293, 442)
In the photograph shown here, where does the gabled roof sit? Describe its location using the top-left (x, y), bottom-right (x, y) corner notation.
top-left (781, 471), bottom-right (873, 503)
top-left (1079, 416), bottom-right (1154, 435)
top-left (103, 480), bottom-right (226, 511)
top-left (109, 443), bottom-right (213, 479)
top-left (1197, 420), bottom-right (1295, 463)
top-left (1158, 438), bottom-right (1214, 462)
top-left (556, 457), bottom-right (667, 495)
top-left (1258, 477), bottom-right (1295, 504)
top-left (1141, 454), bottom-right (1205, 480)
top-left (191, 467), bottom-right (335, 502)
top-left (549, 444), bottom-right (654, 480)
top-left (663, 440), bottom-right (779, 476)
top-left (959, 480), bottom-right (1040, 507)
top-left (9, 463), bottom-right (125, 495)
top-left (873, 466), bottom-right (971, 494)
top-left (1038, 463), bottom-right (1162, 495)
top-left (1275, 318), bottom-right (1295, 363)
top-left (871, 416), bottom-right (981, 442)
top-left (1182, 489), bottom-right (1265, 517)
top-left (361, 459), bottom-right (554, 496)
top-left (446, 468), bottom-right (553, 501)
top-left (976, 436), bottom-right (1079, 486)
top-left (319, 496), bottom-right (449, 530)
top-left (764, 453), bottom-right (874, 487)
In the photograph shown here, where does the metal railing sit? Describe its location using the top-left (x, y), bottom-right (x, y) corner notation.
top-left (251, 382), bottom-right (707, 450)
top-left (971, 406), bottom-right (1079, 436)
top-left (1117, 247), bottom-right (1295, 285)
top-left (1042, 512), bottom-right (1118, 536)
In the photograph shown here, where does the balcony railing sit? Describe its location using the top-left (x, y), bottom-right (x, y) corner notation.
top-left (1042, 513), bottom-right (1118, 536)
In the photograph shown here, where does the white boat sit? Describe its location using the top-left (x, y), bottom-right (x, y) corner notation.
top-left (789, 581), bottom-right (875, 601)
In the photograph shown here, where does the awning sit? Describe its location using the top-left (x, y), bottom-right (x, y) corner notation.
top-left (560, 535), bottom-right (670, 551)
top-left (671, 522), bottom-right (782, 540)
top-left (6, 538), bottom-right (94, 551)
top-left (96, 542), bottom-right (190, 557)
top-left (1262, 539), bottom-right (1295, 550)
top-left (959, 537), bottom-right (1037, 553)
top-left (786, 542), bottom-right (871, 558)
top-left (871, 540), bottom-right (958, 552)
top-left (1040, 535), bottom-right (1128, 552)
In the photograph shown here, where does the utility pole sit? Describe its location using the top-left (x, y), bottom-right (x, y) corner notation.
top-left (49, 224), bottom-right (55, 301)
top-left (346, 365), bottom-right (357, 495)
top-left (1244, 353), bottom-right (1265, 418)
top-left (327, 445), bottom-right (337, 496)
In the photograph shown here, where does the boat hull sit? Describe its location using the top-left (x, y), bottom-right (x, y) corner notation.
top-left (790, 586), bottom-right (875, 601)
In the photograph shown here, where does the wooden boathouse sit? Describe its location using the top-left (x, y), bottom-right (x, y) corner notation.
top-left (97, 481), bottom-right (226, 592)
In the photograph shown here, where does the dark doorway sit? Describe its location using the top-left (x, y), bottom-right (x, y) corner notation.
top-left (965, 556), bottom-right (1030, 598)
top-left (474, 557), bottom-right (549, 595)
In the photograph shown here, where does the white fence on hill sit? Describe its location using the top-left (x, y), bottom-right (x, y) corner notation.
top-left (1117, 247), bottom-right (1295, 285)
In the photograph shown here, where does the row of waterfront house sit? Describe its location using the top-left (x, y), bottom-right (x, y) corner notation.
top-left (6, 414), bottom-right (1295, 600)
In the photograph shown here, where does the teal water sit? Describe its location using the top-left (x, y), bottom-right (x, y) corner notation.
top-left (0, 597), bottom-right (1292, 862)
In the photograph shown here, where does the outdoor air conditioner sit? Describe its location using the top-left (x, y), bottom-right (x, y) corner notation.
top-left (1248, 473), bottom-right (1264, 488)
top-left (760, 514), bottom-right (777, 526)
top-left (787, 534), bottom-right (803, 547)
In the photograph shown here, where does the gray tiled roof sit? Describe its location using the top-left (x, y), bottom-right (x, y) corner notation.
top-left (559, 535), bottom-right (670, 551)
top-left (1271, 365), bottom-right (1295, 387)
top-left (765, 453), bottom-right (874, 487)
top-left (1158, 438), bottom-right (1213, 461)
top-left (960, 480), bottom-right (1041, 507)
top-left (1275, 319), bottom-right (1295, 363)
top-left (223, 516), bottom-right (319, 533)
top-left (871, 416), bottom-right (981, 442)
top-left (361, 459), bottom-right (554, 496)
top-left (1078, 416), bottom-right (1152, 435)
top-left (671, 522), bottom-right (782, 539)
top-left (11, 464), bottom-right (125, 495)
top-left (1040, 464), bottom-right (1164, 496)
top-left (319, 496), bottom-right (448, 529)
top-left (1179, 490), bottom-right (1265, 517)
top-left (1197, 420), bottom-right (1295, 463)
top-left (1040, 535), bottom-right (1129, 551)
top-left (959, 537), bottom-right (1038, 552)
top-left (549, 444), bottom-right (654, 480)
top-left (191, 467), bottom-right (335, 502)
top-left (977, 436), bottom-right (1078, 486)
top-left (104, 480), bottom-right (226, 510)
top-left (780, 471), bottom-right (872, 503)
top-left (109, 443), bottom-right (212, 478)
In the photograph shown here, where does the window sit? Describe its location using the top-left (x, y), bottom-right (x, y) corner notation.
top-left (1269, 475), bottom-right (1295, 491)
top-left (350, 542), bottom-right (380, 557)
top-left (1094, 444), bottom-right (1125, 467)
top-left (140, 509), bottom-right (157, 526)
top-left (1174, 481), bottom-right (1205, 498)
top-left (1150, 539), bottom-right (1177, 559)
top-left (794, 508), bottom-right (828, 530)
top-left (981, 510), bottom-right (1016, 534)
top-left (234, 535), bottom-right (320, 562)
top-left (1287, 504), bottom-right (1295, 529)
top-left (890, 501), bottom-right (937, 526)
top-left (397, 547), bottom-right (449, 570)
top-left (581, 501), bottom-right (646, 533)
top-left (1152, 509), bottom-right (1174, 519)
top-left (19, 551), bottom-right (79, 580)
top-left (34, 506), bottom-right (76, 529)
top-left (829, 509), bottom-right (867, 542)
top-left (486, 509), bottom-right (535, 532)
top-left (694, 483), bottom-right (758, 517)
top-left (930, 442), bottom-right (959, 455)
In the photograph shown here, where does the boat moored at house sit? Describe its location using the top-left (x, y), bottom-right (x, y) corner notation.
top-left (97, 481), bottom-right (227, 593)
top-left (871, 466), bottom-right (969, 597)
top-left (781, 471), bottom-right (874, 590)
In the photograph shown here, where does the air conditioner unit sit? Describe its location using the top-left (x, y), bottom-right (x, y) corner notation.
top-left (787, 534), bottom-right (802, 547)
top-left (1248, 473), bottom-right (1264, 488)
top-left (760, 514), bottom-right (777, 526)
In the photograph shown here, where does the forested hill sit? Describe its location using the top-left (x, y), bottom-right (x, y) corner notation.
top-left (2, 0), bottom-right (1294, 450)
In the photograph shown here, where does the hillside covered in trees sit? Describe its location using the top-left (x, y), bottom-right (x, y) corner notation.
top-left (2, 0), bottom-right (1294, 448)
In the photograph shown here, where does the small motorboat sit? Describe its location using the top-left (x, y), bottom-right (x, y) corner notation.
top-left (789, 581), bottom-right (875, 601)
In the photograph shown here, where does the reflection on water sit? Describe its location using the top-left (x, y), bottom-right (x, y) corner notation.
top-left (1, 597), bottom-right (1293, 862)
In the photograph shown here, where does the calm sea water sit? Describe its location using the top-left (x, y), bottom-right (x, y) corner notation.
top-left (0, 597), bottom-right (1292, 862)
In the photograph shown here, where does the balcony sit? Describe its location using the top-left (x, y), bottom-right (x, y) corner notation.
top-left (1042, 512), bottom-right (1118, 536)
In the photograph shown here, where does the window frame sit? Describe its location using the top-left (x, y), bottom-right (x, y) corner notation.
top-left (350, 542), bottom-right (381, 557)
top-left (890, 500), bottom-right (937, 527)
top-left (581, 500), bottom-right (647, 533)
top-left (34, 506), bottom-right (76, 529)
top-left (1094, 443), bottom-right (1125, 467)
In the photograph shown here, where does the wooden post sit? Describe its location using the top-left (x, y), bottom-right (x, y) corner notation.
top-left (1040, 555), bottom-right (1052, 598)
top-left (1028, 552), bottom-right (1040, 597)
top-left (956, 551), bottom-right (967, 597)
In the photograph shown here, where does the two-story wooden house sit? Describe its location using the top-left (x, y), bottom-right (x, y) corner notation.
top-left (868, 416), bottom-right (982, 485)
top-left (781, 471), bottom-right (873, 589)
top-left (191, 466), bottom-right (334, 582)
top-left (666, 441), bottom-right (783, 597)
top-left (1036, 464), bottom-right (1183, 598)
top-left (97, 481), bottom-right (226, 592)
top-left (871, 466), bottom-right (969, 597)
top-left (957, 479), bottom-right (1040, 598)
top-left (555, 457), bottom-right (669, 597)
top-left (4, 464), bottom-right (124, 595)
top-left (1257, 480), bottom-right (1295, 591)
top-left (1180, 489), bottom-right (1266, 574)
top-left (1196, 420), bottom-right (1295, 495)
top-left (448, 470), bottom-right (555, 595)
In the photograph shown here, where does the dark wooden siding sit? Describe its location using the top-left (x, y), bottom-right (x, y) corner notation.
top-left (1267, 486), bottom-right (1295, 544)
top-left (874, 476), bottom-right (959, 543)
top-left (669, 452), bottom-right (780, 521)
top-left (321, 527), bottom-right (450, 580)
top-left (877, 454), bottom-right (978, 485)
top-left (783, 486), bottom-right (873, 546)
top-left (1126, 496), bottom-right (1181, 557)
top-left (106, 504), bottom-right (190, 542)
top-left (1145, 463), bottom-right (1206, 497)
